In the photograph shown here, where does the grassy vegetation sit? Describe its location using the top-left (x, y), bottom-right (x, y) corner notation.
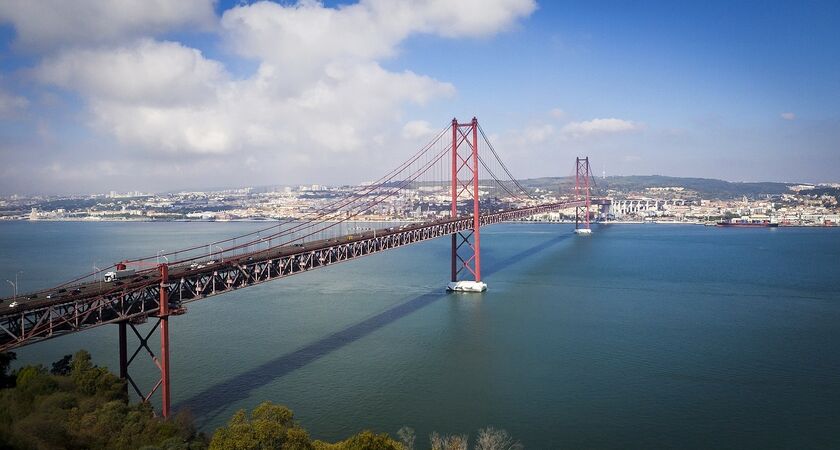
top-left (1, 351), bottom-right (520, 450)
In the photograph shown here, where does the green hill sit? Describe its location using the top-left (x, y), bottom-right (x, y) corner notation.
top-left (521, 175), bottom-right (792, 199)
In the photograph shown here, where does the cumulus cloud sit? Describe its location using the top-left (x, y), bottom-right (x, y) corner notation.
top-left (0, 0), bottom-right (217, 51)
top-left (35, 38), bottom-right (454, 156)
top-left (560, 118), bottom-right (642, 138)
top-left (220, 0), bottom-right (535, 89)
top-left (780, 112), bottom-right (796, 120)
top-left (36, 39), bottom-right (228, 107)
top-left (9, 0), bottom-right (535, 191)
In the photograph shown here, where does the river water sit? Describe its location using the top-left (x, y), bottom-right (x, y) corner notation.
top-left (2, 221), bottom-right (839, 448)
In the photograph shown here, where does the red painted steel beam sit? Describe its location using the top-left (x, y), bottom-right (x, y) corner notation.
top-left (158, 263), bottom-right (171, 418)
top-left (471, 117), bottom-right (481, 281)
top-left (451, 118), bottom-right (458, 282)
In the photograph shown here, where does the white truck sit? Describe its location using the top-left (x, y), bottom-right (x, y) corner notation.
top-left (103, 268), bottom-right (136, 282)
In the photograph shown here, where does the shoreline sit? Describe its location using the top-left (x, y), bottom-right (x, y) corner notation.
top-left (1, 218), bottom-right (837, 227)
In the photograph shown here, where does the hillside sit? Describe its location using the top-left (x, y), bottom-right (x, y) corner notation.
top-left (520, 175), bottom-right (793, 199)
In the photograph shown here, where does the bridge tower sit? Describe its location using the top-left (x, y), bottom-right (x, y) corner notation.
top-left (117, 263), bottom-right (172, 417)
top-left (447, 117), bottom-right (487, 292)
top-left (574, 156), bottom-right (593, 235)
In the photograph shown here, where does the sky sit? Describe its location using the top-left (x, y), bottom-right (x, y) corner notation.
top-left (0, 0), bottom-right (838, 195)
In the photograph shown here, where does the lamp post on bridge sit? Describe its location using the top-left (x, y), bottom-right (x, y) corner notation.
top-left (208, 244), bottom-right (223, 261)
top-left (5, 270), bottom-right (22, 303)
top-left (93, 264), bottom-right (102, 292)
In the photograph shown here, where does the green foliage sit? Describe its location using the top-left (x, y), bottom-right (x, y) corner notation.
top-left (337, 430), bottom-right (402, 450)
top-left (15, 364), bottom-right (46, 387)
top-left (210, 403), bottom-right (406, 450)
top-left (0, 350), bottom-right (206, 450)
top-left (282, 427), bottom-right (314, 450)
top-left (50, 354), bottom-right (72, 376)
top-left (801, 186), bottom-right (840, 202)
top-left (0, 351), bottom-right (15, 388)
top-left (0, 352), bottom-right (525, 450)
top-left (209, 401), bottom-right (311, 450)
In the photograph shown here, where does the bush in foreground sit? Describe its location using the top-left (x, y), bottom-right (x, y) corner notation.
top-left (1, 351), bottom-right (522, 449)
top-left (210, 403), bottom-right (522, 450)
top-left (0, 350), bottom-right (206, 450)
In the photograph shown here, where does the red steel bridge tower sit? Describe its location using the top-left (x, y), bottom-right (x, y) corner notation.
top-left (447, 117), bottom-right (487, 292)
top-left (574, 156), bottom-right (594, 235)
top-left (117, 262), bottom-right (174, 417)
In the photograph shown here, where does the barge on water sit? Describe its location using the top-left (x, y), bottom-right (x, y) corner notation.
top-left (716, 218), bottom-right (779, 228)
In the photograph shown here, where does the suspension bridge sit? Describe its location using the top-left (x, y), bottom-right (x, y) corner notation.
top-left (0, 117), bottom-right (608, 416)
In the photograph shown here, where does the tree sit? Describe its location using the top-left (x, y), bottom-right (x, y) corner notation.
top-left (0, 351), bottom-right (206, 450)
top-left (338, 430), bottom-right (402, 450)
top-left (50, 354), bottom-right (73, 376)
top-left (474, 428), bottom-right (522, 450)
top-left (397, 426), bottom-right (416, 450)
top-left (430, 432), bottom-right (469, 450)
top-left (209, 401), bottom-right (310, 450)
top-left (282, 427), bottom-right (314, 450)
top-left (0, 351), bottom-right (15, 388)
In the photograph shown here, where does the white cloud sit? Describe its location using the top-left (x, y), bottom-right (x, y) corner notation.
top-left (560, 118), bottom-right (642, 138)
top-left (220, 0), bottom-right (535, 89)
top-left (35, 39), bottom-right (233, 154)
top-left (402, 120), bottom-right (437, 139)
top-left (17, 0), bottom-right (535, 191)
top-left (521, 124), bottom-right (555, 144)
top-left (36, 39), bottom-right (228, 107)
top-left (0, 0), bottom-right (216, 51)
top-left (34, 39), bottom-right (454, 156)
top-left (780, 112), bottom-right (796, 120)
top-left (0, 89), bottom-right (28, 117)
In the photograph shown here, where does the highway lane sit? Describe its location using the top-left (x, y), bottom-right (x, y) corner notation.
top-left (0, 218), bottom-right (445, 315)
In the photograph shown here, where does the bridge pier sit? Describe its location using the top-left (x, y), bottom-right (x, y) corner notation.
top-left (118, 320), bottom-right (127, 388)
top-left (116, 263), bottom-right (172, 418)
top-left (447, 117), bottom-right (487, 292)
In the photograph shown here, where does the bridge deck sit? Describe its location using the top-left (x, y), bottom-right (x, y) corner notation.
top-left (0, 200), bottom-right (608, 351)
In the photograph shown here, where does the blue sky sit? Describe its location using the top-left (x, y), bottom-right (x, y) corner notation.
top-left (0, 0), bottom-right (838, 195)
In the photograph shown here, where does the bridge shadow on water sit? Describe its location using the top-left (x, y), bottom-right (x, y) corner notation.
top-left (177, 230), bottom-right (572, 424)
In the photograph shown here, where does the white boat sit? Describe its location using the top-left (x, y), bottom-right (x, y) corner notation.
top-left (574, 228), bottom-right (592, 235)
top-left (446, 281), bottom-right (487, 292)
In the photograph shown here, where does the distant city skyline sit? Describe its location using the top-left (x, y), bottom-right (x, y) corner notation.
top-left (0, 0), bottom-right (838, 195)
